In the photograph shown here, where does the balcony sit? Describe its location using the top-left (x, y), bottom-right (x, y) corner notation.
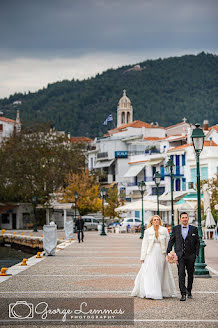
top-left (165, 166), bottom-right (184, 176)
top-left (97, 152), bottom-right (108, 159)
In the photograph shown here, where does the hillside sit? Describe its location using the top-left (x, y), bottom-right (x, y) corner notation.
top-left (0, 52), bottom-right (217, 137)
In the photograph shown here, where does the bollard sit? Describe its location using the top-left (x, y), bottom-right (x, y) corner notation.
top-left (30, 233), bottom-right (33, 237)
top-left (0, 268), bottom-right (8, 276)
top-left (1, 229), bottom-right (6, 235)
top-left (41, 234), bottom-right (43, 238)
top-left (13, 232), bottom-right (16, 235)
top-left (21, 232), bottom-right (24, 236)
top-left (36, 252), bottom-right (42, 258)
top-left (21, 259), bottom-right (28, 266)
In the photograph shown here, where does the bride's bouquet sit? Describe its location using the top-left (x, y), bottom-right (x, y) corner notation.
top-left (166, 251), bottom-right (178, 264)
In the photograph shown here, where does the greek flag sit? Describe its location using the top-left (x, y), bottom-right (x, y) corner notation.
top-left (103, 114), bottom-right (113, 125)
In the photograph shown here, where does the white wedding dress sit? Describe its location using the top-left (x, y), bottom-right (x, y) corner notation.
top-left (131, 236), bottom-right (177, 299)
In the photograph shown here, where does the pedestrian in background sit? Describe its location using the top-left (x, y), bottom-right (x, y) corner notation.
top-left (76, 216), bottom-right (84, 243)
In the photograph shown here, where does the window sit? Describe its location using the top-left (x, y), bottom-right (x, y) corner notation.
top-left (23, 213), bottom-right (31, 225)
top-left (0, 124), bottom-right (3, 132)
top-left (160, 166), bottom-right (164, 180)
top-left (135, 211), bottom-right (140, 218)
top-left (201, 167), bottom-right (208, 180)
top-left (84, 218), bottom-right (91, 222)
top-left (152, 166), bottom-right (156, 179)
top-left (182, 178), bottom-right (186, 191)
top-left (90, 158), bottom-right (93, 170)
top-left (135, 219), bottom-right (141, 222)
top-left (191, 168), bottom-right (196, 184)
top-left (93, 219), bottom-right (99, 223)
top-left (152, 187), bottom-right (165, 195)
top-left (191, 167), bottom-right (208, 183)
top-left (2, 214), bottom-right (9, 224)
top-left (182, 154), bottom-right (186, 166)
top-left (126, 219), bottom-right (133, 222)
top-left (175, 178), bottom-right (181, 191)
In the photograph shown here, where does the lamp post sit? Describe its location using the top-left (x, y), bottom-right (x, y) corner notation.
top-left (74, 192), bottom-right (78, 233)
top-left (32, 196), bottom-right (38, 232)
top-left (166, 158), bottom-right (175, 234)
top-left (191, 123), bottom-right (210, 277)
top-left (100, 187), bottom-right (107, 236)
top-left (154, 171), bottom-right (161, 215)
top-left (138, 181), bottom-right (146, 239)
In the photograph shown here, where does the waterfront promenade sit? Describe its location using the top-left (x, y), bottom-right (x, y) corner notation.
top-left (0, 231), bottom-right (218, 327)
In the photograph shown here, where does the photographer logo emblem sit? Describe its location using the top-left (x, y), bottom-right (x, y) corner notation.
top-left (9, 301), bottom-right (34, 319)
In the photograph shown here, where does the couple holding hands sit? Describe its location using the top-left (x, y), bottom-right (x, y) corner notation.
top-left (131, 212), bottom-right (200, 301)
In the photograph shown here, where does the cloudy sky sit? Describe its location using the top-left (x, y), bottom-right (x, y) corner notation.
top-left (1, 0), bottom-right (218, 98)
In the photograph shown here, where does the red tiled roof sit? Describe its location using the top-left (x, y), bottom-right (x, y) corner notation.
top-left (168, 143), bottom-right (191, 152)
top-left (208, 125), bottom-right (218, 132)
top-left (71, 137), bottom-right (92, 143)
top-left (144, 137), bottom-right (166, 141)
top-left (166, 135), bottom-right (187, 141)
top-left (204, 140), bottom-right (217, 146)
top-left (128, 160), bottom-right (148, 164)
top-left (0, 117), bottom-right (17, 124)
top-left (107, 120), bottom-right (164, 135)
top-left (168, 140), bottom-right (217, 152)
top-left (165, 122), bottom-right (187, 130)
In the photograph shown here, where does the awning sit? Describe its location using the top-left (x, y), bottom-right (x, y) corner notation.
top-left (149, 158), bottom-right (164, 165)
top-left (94, 159), bottom-right (114, 169)
top-left (124, 163), bottom-right (146, 178)
top-left (115, 200), bottom-right (170, 212)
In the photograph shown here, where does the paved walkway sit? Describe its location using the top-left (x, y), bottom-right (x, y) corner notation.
top-left (0, 231), bottom-right (218, 327)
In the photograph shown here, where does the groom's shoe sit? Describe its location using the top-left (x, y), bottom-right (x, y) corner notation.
top-left (180, 295), bottom-right (186, 301)
top-left (187, 292), bottom-right (192, 299)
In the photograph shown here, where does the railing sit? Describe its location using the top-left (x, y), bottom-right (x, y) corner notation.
top-left (165, 166), bottom-right (184, 176)
top-left (127, 182), bottom-right (138, 187)
top-left (97, 152), bottom-right (108, 159)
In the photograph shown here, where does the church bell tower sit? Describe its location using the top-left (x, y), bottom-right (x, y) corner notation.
top-left (117, 90), bottom-right (133, 128)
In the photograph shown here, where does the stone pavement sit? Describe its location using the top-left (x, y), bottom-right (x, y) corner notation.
top-left (0, 231), bottom-right (218, 328)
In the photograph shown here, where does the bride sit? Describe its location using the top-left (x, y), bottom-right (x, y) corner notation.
top-left (131, 215), bottom-right (177, 299)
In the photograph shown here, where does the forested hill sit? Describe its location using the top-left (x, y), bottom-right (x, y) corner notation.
top-left (0, 52), bottom-right (217, 137)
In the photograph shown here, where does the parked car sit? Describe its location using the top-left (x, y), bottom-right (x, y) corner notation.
top-left (120, 218), bottom-right (142, 228)
top-left (82, 216), bottom-right (100, 230)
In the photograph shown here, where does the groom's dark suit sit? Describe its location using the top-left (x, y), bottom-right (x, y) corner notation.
top-left (167, 225), bottom-right (200, 296)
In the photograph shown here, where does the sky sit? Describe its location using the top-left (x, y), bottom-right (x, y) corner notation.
top-left (1, 0), bottom-right (218, 98)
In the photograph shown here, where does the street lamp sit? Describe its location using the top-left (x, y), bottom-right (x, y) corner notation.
top-left (166, 158), bottom-right (175, 233)
top-left (100, 187), bottom-right (107, 236)
top-left (32, 196), bottom-right (38, 232)
top-left (191, 123), bottom-right (210, 277)
top-left (74, 191), bottom-right (78, 233)
top-left (154, 171), bottom-right (161, 215)
top-left (138, 181), bottom-right (146, 239)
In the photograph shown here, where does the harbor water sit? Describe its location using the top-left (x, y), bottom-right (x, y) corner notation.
top-left (0, 245), bottom-right (34, 269)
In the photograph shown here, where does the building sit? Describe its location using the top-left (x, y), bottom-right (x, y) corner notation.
top-left (0, 111), bottom-right (21, 143)
top-left (88, 90), bottom-right (218, 225)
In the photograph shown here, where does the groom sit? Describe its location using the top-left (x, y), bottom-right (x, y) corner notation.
top-left (167, 212), bottom-right (200, 301)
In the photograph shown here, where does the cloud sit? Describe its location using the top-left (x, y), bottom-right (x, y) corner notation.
top-left (0, 0), bottom-right (217, 97)
top-left (0, 0), bottom-right (217, 57)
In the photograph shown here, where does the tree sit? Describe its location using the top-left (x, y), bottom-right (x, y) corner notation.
top-left (61, 169), bottom-right (102, 216)
top-left (0, 125), bottom-right (86, 205)
top-left (206, 174), bottom-right (218, 222)
top-left (104, 187), bottom-right (124, 220)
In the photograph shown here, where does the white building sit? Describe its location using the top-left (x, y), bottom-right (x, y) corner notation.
top-left (0, 111), bottom-right (21, 143)
top-left (88, 90), bottom-right (218, 224)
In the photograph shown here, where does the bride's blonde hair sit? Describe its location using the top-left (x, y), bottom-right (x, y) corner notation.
top-left (147, 215), bottom-right (163, 228)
